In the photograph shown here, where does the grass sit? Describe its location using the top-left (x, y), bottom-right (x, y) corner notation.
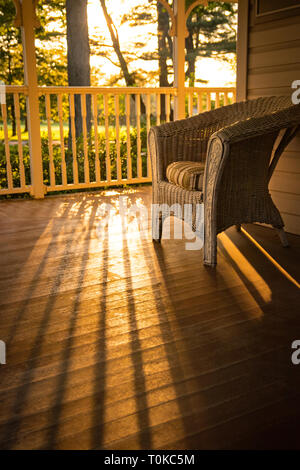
top-left (0, 122), bottom-right (125, 141)
top-left (0, 126), bottom-right (149, 191)
top-left (0, 122), bottom-right (68, 141)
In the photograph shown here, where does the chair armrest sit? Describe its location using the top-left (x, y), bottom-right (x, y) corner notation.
top-left (214, 104), bottom-right (300, 144)
top-left (148, 107), bottom-right (229, 182)
top-left (203, 104), bottom-right (300, 228)
top-left (203, 117), bottom-right (292, 240)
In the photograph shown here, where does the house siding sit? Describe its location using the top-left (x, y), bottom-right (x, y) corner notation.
top-left (244, 0), bottom-right (300, 234)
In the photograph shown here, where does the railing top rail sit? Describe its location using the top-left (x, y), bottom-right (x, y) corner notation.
top-left (187, 86), bottom-right (236, 92)
top-left (1, 83), bottom-right (236, 198)
top-left (4, 85), bottom-right (28, 93)
top-left (36, 86), bottom-right (179, 95)
top-left (4, 85), bottom-right (236, 95)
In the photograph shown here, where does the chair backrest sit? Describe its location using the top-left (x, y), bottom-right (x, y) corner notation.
top-left (168, 95), bottom-right (299, 140)
top-left (229, 95), bottom-right (296, 121)
top-left (199, 95), bottom-right (296, 129)
top-left (151, 95), bottom-right (300, 178)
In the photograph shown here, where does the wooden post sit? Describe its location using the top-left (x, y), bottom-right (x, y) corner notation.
top-left (173, 0), bottom-right (186, 120)
top-left (20, 0), bottom-right (44, 198)
top-left (236, 0), bottom-right (249, 102)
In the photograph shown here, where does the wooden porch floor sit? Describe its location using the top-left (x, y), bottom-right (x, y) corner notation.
top-left (0, 186), bottom-right (299, 450)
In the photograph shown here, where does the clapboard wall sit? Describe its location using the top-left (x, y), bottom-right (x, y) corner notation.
top-left (238, 0), bottom-right (300, 234)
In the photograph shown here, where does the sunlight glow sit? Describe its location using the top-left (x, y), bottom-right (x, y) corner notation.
top-left (241, 227), bottom-right (300, 289)
top-left (87, 0), bottom-right (236, 86)
top-left (221, 233), bottom-right (272, 305)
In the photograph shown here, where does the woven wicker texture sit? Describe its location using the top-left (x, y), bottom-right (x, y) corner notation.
top-left (148, 96), bottom-right (300, 265)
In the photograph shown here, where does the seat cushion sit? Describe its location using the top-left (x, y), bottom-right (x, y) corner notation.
top-left (166, 161), bottom-right (205, 191)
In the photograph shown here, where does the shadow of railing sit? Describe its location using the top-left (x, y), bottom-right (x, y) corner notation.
top-left (116, 208), bottom-right (153, 449)
top-left (0, 198), bottom-right (88, 449)
top-left (45, 200), bottom-right (98, 449)
top-left (91, 222), bottom-right (109, 449)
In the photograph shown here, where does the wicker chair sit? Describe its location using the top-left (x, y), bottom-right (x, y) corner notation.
top-left (148, 95), bottom-right (300, 266)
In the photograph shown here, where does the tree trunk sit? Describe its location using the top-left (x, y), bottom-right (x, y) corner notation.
top-left (186, 33), bottom-right (196, 87)
top-left (24, 117), bottom-right (28, 133)
top-left (66, 0), bottom-right (91, 139)
top-left (10, 96), bottom-right (16, 136)
top-left (99, 0), bottom-right (146, 115)
top-left (157, 1), bottom-right (170, 121)
top-left (99, 0), bottom-right (135, 87)
top-left (7, 52), bottom-right (16, 136)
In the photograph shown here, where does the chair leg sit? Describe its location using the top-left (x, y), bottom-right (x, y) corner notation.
top-left (203, 232), bottom-right (217, 267)
top-left (275, 227), bottom-right (289, 247)
top-left (152, 210), bottom-right (163, 242)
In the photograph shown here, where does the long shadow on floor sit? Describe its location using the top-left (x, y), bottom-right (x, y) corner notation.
top-left (114, 205), bottom-right (153, 449)
top-left (151, 224), bottom-right (300, 449)
top-left (218, 226), bottom-right (300, 449)
top-left (0, 198), bottom-right (88, 449)
top-left (91, 220), bottom-right (109, 449)
top-left (45, 199), bottom-right (99, 449)
top-left (141, 238), bottom-right (202, 447)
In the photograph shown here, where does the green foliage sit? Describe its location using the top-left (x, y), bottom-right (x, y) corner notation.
top-left (0, 142), bottom-right (31, 189)
top-left (0, 126), bottom-right (149, 190)
top-left (0, 0), bottom-right (67, 136)
top-left (185, 1), bottom-right (237, 57)
top-left (0, 0), bottom-right (67, 87)
top-left (185, 1), bottom-right (237, 85)
top-left (0, 0), bottom-right (24, 85)
top-left (117, 0), bottom-right (237, 87)
top-left (36, 1), bottom-right (67, 85)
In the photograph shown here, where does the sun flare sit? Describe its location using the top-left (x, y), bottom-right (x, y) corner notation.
top-left (87, 0), bottom-right (236, 86)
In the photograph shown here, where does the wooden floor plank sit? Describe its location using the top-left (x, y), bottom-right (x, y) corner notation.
top-left (0, 187), bottom-right (299, 449)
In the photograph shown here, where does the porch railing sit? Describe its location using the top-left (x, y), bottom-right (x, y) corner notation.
top-left (0, 86), bottom-right (235, 197)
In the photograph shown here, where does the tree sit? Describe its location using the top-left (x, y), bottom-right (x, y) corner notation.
top-left (0, 0), bottom-right (67, 135)
top-left (157, 2), bottom-right (172, 88)
top-left (119, 1), bottom-right (162, 86)
top-left (157, 1), bottom-right (173, 119)
top-left (97, 0), bottom-right (148, 115)
top-left (103, 0), bottom-right (237, 87)
top-left (0, 0), bottom-right (23, 135)
top-left (36, 1), bottom-right (67, 85)
top-left (99, 0), bottom-right (136, 87)
top-left (66, 0), bottom-right (91, 138)
top-left (185, 1), bottom-right (237, 86)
